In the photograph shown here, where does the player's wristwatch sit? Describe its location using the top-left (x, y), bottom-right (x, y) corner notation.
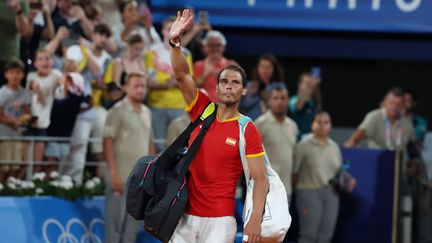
top-left (169, 39), bottom-right (181, 48)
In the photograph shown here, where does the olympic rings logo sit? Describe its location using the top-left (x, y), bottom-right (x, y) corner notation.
top-left (42, 218), bottom-right (104, 243)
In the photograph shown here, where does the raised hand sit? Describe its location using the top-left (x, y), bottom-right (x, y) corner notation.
top-left (55, 26), bottom-right (70, 41)
top-left (169, 9), bottom-right (194, 41)
top-left (70, 5), bottom-right (85, 20)
top-left (7, 0), bottom-right (22, 12)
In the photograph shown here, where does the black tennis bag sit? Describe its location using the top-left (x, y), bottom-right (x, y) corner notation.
top-left (126, 102), bottom-right (216, 238)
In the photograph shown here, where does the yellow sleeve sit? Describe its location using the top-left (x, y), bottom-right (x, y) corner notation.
top-left (144, 50), bottom-right (155, 70)
top-left (103, 62), bottom-right (113, 84)
top-left (186, 52), bottom-right (194, 77)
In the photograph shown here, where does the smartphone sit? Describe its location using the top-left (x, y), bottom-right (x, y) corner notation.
top-left (198, 10), bottom-right (209, 24)
top-left (62, 31), bottom-right (80, 48)
top-left (311, 66), bottom-right (321, 78)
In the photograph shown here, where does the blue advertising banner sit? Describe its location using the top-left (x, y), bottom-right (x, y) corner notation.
top-left (0, 196), bottom-right (105, 243)
top-left (0, 196), bottom-right (162, 243)
top-left (152, 0), bottom-right (432, 33)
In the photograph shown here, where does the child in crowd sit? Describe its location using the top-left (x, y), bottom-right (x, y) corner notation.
top-left (24, 49), bottom-right (63, 172)
top-left (0, 60), bottom-right (31, 182)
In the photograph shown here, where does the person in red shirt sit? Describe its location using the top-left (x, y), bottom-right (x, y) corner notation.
top-left (193, 30), bottom-right (237, 103)
top-left (169, 9), bottom-right (269, 243)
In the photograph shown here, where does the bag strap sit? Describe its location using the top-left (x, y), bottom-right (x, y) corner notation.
top-left (157, 102), bottom-right (216, 171)
top-left (238, 115), bottom-right (253, 183)
top-left (238, 115), bottom-right (273, 184)
top-left (175, 104), bottom-right (218, 180)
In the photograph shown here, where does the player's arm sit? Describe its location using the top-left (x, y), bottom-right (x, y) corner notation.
top-left (169, 9), bottom-right (197, 105)
top-left (244, 155), bottom-right (269, 243)
top-left (345, 129), bottom-right (365, 148)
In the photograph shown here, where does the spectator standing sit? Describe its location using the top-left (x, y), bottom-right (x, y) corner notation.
top-left (103, 73), bottom-right (155, 243)
top-left (20, 0), bottom-right (55, 71)
top-left (0, 0), bottom-right (29, 86)
top-left (345, 87), bottom-right (416, 152)
top-left (293, 111), bottom-right (353, 243)
top-left (0, 60), bottom-right (31, 182)
top-left (45, 67), bottom-right (87, 175)
top-left (94, 0), bottom-right (121, 28)
top-left (144, 16), bottom-right (193, 151)
top-left (25, 49), bottom-right (63, 172)
top-left (193, 30), bottom-right (237, 102)
top-left (79, 23), bottom-right (113, 173)
top-left (403, 88), bottom-right (428, 143)
top-left (112, 34), bottom-right (146, 85)
top-left (255, 84), bottom-right (298, 198)
top-left (111, 0), bottom-right (160, 57)
top-left (289, 73), bottom-right (319, 137)
top-left (62, 40), bottom-right (101, 184)
top-left (180, 8), bottom-right (212, 61)
top-left (51, 0), bottom-right (94, 39)
top-left (240, 54), bottom-right (285, 120)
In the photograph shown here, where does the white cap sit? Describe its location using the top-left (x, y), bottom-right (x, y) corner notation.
top-left (65, 45), bottom-right (84, 63)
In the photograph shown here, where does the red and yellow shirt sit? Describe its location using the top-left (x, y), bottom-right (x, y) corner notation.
top-left (186, 90), bottom-right (264, 217)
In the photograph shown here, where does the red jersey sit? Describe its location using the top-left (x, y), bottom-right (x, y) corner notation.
top-left (193, 58), bottom-right (237, 103)
top-left (185, 90), bottom-right (264, 217)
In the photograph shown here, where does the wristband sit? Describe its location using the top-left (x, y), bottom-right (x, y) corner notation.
top-left (169, 39), bottom-right (181, 48)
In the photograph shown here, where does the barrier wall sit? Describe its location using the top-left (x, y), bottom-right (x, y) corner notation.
top-left (0, 148), bottom-right (396, 243)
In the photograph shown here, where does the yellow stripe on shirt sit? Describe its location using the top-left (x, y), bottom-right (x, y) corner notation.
top-left (246, 152), bottom-right (265, 158)
top-left (185, 89), bottom-right (200, 112)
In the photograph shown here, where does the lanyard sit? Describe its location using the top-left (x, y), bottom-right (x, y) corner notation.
top-left (384, 112), bottom-right (402, 150)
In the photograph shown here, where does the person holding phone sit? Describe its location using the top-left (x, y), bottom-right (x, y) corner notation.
top-left (289, 73), bottom-right (319, 138)
top-left (179, 9), bottom-right (212, 60)
top-left (20, 0), bottom-right (55, 71)
top-left (144, 15), bottom-right (194, 151)
top-left (112, 0), bottom-right (160, 56)
top-left (51, 0), bottom-right (94, 39)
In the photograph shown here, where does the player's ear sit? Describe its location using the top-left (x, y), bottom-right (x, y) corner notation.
top-left (242, 87), bottom-right (247, 96)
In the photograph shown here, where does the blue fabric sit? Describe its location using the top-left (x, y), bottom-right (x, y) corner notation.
top-left (51, 7), bottom-right (86, 38)
top-left (412, 115), bottom-right (428, 142)
top-left (288, 95), bottom-right (317, 136)
top-left (240, 94), bottom-right (262, 121)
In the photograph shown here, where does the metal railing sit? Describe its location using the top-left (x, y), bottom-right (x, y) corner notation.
top-left (0, 136), bottom-right (167, 181)
top-left (0, 136), bottom-right (104, 181)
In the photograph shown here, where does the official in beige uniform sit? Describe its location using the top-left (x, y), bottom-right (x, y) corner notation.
top-left (103, 73), bottom-right (155, 243)
top-left (293, 111), bottom-right (342, 243)
top-left (166, 113), bottom-right (191, 146)
top-left (255, 84), bottom-right (298, 197)
top-left (346, 87), bottom-right (416, 152)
